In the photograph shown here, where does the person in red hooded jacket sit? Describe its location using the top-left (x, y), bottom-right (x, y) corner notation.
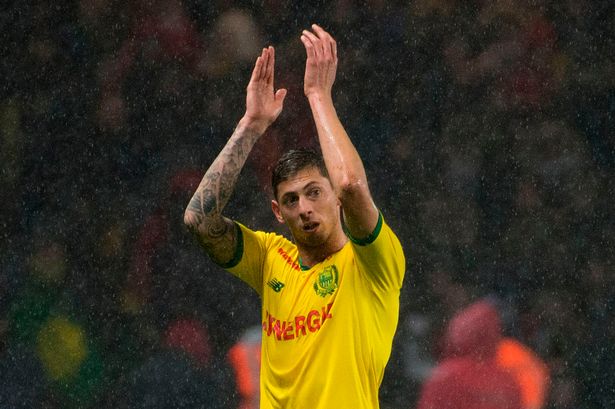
top-left (416, 299), bottom-right (523, 409)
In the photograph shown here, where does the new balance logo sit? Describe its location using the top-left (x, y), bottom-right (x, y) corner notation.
top-left (267, 278), bottom-right (285, 293)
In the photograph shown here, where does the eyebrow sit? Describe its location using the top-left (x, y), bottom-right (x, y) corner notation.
top-left (280, 181), bottom-right (322, 201)
top-left (303, 181), bottom-right (321, 190)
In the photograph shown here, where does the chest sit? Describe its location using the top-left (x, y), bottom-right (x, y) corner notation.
top-left (259, 248), bottom-right (360, 341)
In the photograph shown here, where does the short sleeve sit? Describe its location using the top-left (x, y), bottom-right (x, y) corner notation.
top-left (223, 222), bottom-right (273, 295)
top-left (348, 214), bottom-right (406, 291)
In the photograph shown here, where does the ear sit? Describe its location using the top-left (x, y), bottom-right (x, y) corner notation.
top-left (271, 199), bottom-right (285, 224)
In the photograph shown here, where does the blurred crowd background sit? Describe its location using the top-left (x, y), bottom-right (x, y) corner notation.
top-left (1, 0), bottom-right (613, 408)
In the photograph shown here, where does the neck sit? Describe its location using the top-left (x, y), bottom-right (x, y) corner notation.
top-left (296, 228), bottom-right (347, 268)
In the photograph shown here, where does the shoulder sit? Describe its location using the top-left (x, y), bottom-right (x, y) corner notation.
top-left (344, 214), bottom-right (405, 290)
top-left (234, 222), bottom-right (296, 262)
top-left (347, 214), bottom-right (405, 265)
top-left (236, 222), bottom-right (292, 248)
top-left (347, 213), bottom-right (402, 250)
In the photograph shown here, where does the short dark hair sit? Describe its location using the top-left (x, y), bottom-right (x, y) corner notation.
top-left (271, 148), bottom-right (329, 199)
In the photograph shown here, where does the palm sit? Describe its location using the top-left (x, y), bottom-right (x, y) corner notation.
top-left (301, 25), bottom-right (337, 97)
top-left (244, 47), bottom-right (286, 127)
top-left (246, 82), bottom-right (278, 120)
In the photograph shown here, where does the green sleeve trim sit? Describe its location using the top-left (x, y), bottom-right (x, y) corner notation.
top-left (345, 212), bottom-right (383, 246)
top-left (218, 222), bottom-right (244, 269)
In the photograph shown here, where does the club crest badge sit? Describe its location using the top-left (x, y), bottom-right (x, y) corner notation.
top-left (313, 265), bottom-right (339, 297)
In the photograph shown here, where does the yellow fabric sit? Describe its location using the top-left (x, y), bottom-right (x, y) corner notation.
top-left (227, 218), bottom-right (405, 409)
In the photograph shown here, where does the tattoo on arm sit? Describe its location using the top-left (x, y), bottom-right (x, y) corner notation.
top-left (207, 219), bottom-right (230, 238)
top-left (186, 126), bottom-right (260, 238)
top-left (187, 193), bottom-right (203, 213)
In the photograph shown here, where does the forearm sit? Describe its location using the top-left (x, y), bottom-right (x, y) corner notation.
top-left (308, 92), bottom-right (378, 237)
top-left (185, 118), bottom-right (264, 230)
top-left (307, 93), bottom-right (368, 192)
top-left (301, 24), bottom-right (378, 237)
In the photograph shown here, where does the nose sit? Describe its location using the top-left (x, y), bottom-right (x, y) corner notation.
top-left (298, 196), bottom-right (313, 219)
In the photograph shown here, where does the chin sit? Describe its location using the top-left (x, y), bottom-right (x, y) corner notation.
top-left (295, 231), bottom-right (326, 248)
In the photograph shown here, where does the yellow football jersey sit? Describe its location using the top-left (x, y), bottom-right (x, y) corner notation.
top-left (224, 214), bottom-right (405, 409)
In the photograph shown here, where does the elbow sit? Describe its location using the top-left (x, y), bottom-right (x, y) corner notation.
top-left (183, 209), bottom-right (201, 231)
top-left (338, 181), bottom-right (369, 205)
top-left (338, 175), bottom-right (367, 198)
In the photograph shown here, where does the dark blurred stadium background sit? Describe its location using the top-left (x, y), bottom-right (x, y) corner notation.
top-left (1, 1), bottom-right (613, 408)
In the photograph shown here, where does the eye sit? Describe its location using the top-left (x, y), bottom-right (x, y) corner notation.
top-left (308, 188), bottom-right (321, 198)
top-left (284, 195), bottom-right (298, 206)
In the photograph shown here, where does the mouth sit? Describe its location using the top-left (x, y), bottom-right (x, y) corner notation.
top-left (302, 222), bottom-right (319, 232)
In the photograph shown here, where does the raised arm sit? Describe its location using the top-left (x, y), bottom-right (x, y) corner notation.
top-left (184, 47), bottom-right (286, 264)
top-left (300, 24), bottom-right (379, 239)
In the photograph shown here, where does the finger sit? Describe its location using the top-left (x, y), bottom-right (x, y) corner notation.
top-left (273, 88), bottom-right (287, 118)
top-left (266, 46), bottom-right (275, 86)
top-left (302, 30), bottom-right (323, 59)
top-left (259, 48), bottom-right (268, 80)
top-left (249, 56), bottom-right (263, 84)
top-left (302, 29), bottom-right (320, 48)
top-left (311, 24), bottom-right (330, 40)
top-left (312, 24), bottom-right (336, 61)
top-left (275, 88), bottom-right (287, 104)
top-left (301, 35), bottom-right (316, 61)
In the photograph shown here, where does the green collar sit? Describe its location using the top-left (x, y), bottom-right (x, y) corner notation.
top-left (298, 257), bottom-right (311, 271)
